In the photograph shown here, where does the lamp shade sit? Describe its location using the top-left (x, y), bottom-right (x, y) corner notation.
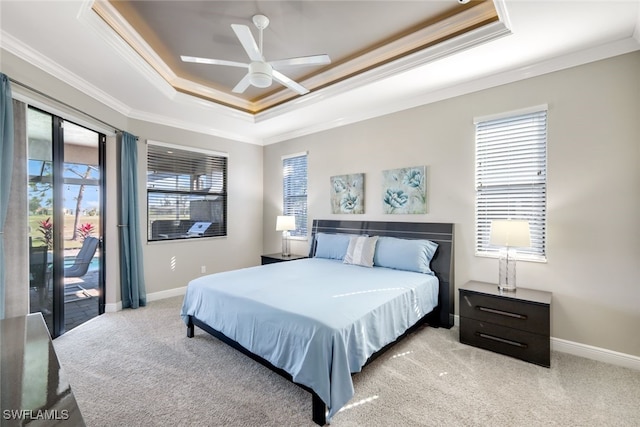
top-left (276, 215), bottom-right (296, 231)
top-left (490, 219), bottom-right (531, 248)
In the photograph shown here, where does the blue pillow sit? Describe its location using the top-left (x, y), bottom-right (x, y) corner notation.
top-left (373, 236), bottom-right (438, 275)
top-left (314, 233), bottom-right (355, 260)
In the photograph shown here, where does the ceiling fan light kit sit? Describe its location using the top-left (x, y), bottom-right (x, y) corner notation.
top-left (249, 61), bottom-right (273, 88)
top-left (181, 14), bottom-right (331, 96)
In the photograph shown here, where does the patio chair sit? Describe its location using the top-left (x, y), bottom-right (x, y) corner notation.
top-left (30, 245), bottom-right (49, 288)
top-left (30, 245), bottom-right (50, 310)
top-left (64, 237), bottom-right (99, 278)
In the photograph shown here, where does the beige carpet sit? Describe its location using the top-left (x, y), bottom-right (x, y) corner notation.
top-left (53, 296), bottom-right (640, 426)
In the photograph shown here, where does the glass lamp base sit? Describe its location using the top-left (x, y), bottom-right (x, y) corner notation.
top-left (281, 231), bottom-right (290, 257)
top-left (497, 247), bottom-right (517, 292)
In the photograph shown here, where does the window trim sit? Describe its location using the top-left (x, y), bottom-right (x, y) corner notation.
top-left (282, 151), bottom-right (308, 240)
top-left (148, 139), bottom-right (228, 159)
top-left (474, 107), bottom-right (548, 263)
top-left (146, 140), bottom-right (228, 242)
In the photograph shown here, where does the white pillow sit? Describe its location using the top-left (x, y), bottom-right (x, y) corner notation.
top-left (343, 235), bottom-right (379, 267)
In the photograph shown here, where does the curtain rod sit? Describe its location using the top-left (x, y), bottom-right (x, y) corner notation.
top-left (8, 76), bottom-right (129, 136)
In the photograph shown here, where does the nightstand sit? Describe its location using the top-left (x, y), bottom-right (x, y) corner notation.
top-left (459, 280), bottom-right (552, 367)
top-left (261, 253), bottom-right (307, 265)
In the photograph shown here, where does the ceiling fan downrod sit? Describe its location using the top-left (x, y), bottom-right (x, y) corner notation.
top-left (252, 14), bottom-right (270, 57)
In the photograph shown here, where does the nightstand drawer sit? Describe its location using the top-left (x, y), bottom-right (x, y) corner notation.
top-left (460, 317), bottom-right (550, 367)
top-left (459, 291), bottom-right (549, 335)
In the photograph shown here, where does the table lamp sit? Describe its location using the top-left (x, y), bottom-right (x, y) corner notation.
top-left (276, 215), bottom-right (296, 257)
top-left (490, 219), bottom-right (531, 291)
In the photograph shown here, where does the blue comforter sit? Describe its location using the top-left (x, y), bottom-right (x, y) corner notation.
top-left (180, 257), bottom-right (439, 420)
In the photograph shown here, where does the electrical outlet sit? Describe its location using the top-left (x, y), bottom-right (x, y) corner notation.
top-left (201, 266), bottom-right (206, 274)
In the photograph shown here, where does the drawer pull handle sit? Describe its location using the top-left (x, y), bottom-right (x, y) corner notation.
top-left (477, 306), bottom-right (527, 320)
top-left (477, 332), bottom-right (528, 348)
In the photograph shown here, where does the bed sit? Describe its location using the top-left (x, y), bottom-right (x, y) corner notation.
top-left (181, 220), bottom-right (454, 425)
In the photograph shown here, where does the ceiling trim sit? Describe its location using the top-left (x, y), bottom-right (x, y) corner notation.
top-left (253, 0), bottom-right (503, 112)
top-left (2, 0), bottom-right (638, 147)
top-left (261, 37), bottom-right (640, 145)
top-left (4, 28), bottom-right (637, 147)
top-left (90, 0), bottom-right (255, 113)
top-left (256, 18), bottom-right (511, 123)
top-left (90, 0), bottom-right (505, 115)
top-left (0, 28), bottom-right (133, 118)
top-left (128, 91), bottom-right (262, 145)
top-left (77, 0), bottom-right (175, 106)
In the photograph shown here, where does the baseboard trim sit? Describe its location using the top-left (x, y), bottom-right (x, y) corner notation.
top-left (146, 286), bottom-right (188, 302)
top-left (104, 302), bottom-right (121, 313)
top-left (105, 287), bottom-right (188, 313)
top-left (551, 337), bottom-right (640, 371)
top-left (453, 314), bottom-right (639, 370)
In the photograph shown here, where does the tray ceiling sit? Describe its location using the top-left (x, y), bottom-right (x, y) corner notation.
top-left (93, 0), bottom-right (500, 114)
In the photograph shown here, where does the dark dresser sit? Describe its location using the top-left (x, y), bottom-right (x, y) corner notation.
top-left (459, 280), bottom-right (552, 367)
top-left (1, 313), bottom-right (85, 426)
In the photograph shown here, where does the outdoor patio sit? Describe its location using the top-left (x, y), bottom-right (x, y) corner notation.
top-left (30, 268), bottom-right (100, 333)
top-left (64, 270), bottom-right (100, 330)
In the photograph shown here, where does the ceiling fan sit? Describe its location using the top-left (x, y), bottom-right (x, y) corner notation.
top-left (181, 14), bottom-right (331, 95)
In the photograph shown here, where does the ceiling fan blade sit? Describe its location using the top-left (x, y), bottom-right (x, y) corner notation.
top-left (181, 56), bottom-right (248, 68)
top-left (232, 74), bottom-right (252, 94)
top-left (231, 24), bottom-right (263, 62)
top-left (269, 54), bottom-right (331, 70)
top-left (272, 70), bottom-right (309, 95)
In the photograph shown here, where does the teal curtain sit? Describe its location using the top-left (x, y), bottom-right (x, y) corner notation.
top-left (118, 131), bottom-right (146, 309)
top-left (0, 74), bottom-right (14, 319)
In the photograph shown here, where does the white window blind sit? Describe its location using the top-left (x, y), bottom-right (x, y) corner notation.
top-left (475, 109), bottom-right (547, 261)
top-left (147, 141), bottom-right (227, 241)
top-left (283, 153), bottom-right (308, 237)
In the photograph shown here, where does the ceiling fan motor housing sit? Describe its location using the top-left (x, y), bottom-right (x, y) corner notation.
top-left (181, 14), bottom-right (329, 94)
top-left (249, 61), bottom-right (273, 88)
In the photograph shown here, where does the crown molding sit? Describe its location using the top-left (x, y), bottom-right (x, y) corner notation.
top-left (3, 0), bottom-right (638, 147)
top-left (1, 26), bottom-right (258, 143)
top-left (90, 0), bottom-right (255, 113)
top-left (90, 0), bottom-right (175, 84)
top-left (256, 18), bottom-right (511, 124)
top-left (262, 37), bottom-right (640, 145)
top-left (0, 29), bottom-right (133, 118)
top-left (6, 28), bottom-right (636, 147)
top-left (78, 0), bottom-right (176, 101)
top-left (127, 101), bottom-right (262, 145)
top-left (88, 0), bottom-right (506, 116)
top-left (255, 0), bottom-right (505, 111)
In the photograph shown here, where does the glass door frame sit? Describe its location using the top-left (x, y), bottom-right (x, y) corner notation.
top-left (51, 115), bottom-right (64, 336)
top-left (29, 107), bottom-right (106, 338)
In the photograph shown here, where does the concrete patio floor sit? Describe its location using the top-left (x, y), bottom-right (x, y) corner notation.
top-left (30, 269), bottom-right (100, 333)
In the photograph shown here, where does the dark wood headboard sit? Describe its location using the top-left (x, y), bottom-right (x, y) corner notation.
top-left (309, 219), bottom-right (455, 328)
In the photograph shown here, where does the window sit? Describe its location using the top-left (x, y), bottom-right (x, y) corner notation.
top-left (147, 141), bottom-right (227, 241)
top-left (282, 152), bottom-right (308, 238)
top-left (475, 107), bottom-right (547, 261)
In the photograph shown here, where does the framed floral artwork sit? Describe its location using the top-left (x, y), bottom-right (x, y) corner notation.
top-left (382, 166), bottom-right (426, 214)
top-left (330, 173), bottom-right (365, 214)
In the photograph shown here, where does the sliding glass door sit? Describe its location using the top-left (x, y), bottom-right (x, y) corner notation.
top-left (27, 107), bottom-right (105, 338)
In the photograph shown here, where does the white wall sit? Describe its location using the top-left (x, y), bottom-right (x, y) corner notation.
top-left (128, 120), bottom-right (264, 298)
top-left (263, 52), bottom-right (640, 357)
